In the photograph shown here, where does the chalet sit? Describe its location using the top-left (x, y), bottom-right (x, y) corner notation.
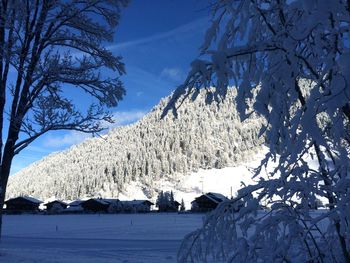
top-left (158, 200), bottom-right (181, 212)
top-left (45, 200), bottom-right (67, 213)
top-left (102, 199), bottom-right (121, 213)
top-left (81, 198), bottom-right (110, 213)
top-left (4, 196), bottom-right (42, 212)
top-left (69, 200), bottom-right (83, 207)
top-left (120, 200), bottom-right (154, 213)
top-left (191, 192), bottom-right (228, 212)
top-left (64, 200), bottom-right (84, 213)
top-left (59, 198), bottom-right (154, 213)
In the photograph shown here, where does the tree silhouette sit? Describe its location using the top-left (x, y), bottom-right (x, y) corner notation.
top-left (0, 0), bottom-right (128, 237)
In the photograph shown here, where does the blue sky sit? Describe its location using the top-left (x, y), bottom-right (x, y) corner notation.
top-left (11, 0), bottom-right (211, 174)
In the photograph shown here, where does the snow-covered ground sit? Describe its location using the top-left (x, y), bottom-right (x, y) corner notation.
top-left (118, 145), bottom-right (324, 210)
top-left (119, 148), bottom-right (272, 209)
top-left (0, 213), bottom-right (204, 263)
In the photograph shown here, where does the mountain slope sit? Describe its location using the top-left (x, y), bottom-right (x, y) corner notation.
top-left (7, 89), bottom-right (264, 201)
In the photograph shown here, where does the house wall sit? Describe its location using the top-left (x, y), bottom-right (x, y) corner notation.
top-left (6, 200), bottom-right (39, 212)
top-left (46, 202), bottom-right (67, 212)
top-left (81, 200), bottom-right (109, 213)
top-left (191, 197), bottom-right (218, 212)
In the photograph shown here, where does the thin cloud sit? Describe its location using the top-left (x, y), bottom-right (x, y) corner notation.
top-left (42, 110), bottom-right (146, 148)
top-left (121, 65), bottom-right (180, 99)
top-left (108, 110), bottom-right (147, 128)
top-left (160, 67), bottom-right (186, 82)
top-left (110, 17), bottom-right (208, 50)
top-left (44, 131), bottom-right (91, 148)
top-left (24, 145), bottom-right (53, 154)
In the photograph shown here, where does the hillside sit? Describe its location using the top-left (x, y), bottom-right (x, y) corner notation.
top-left (7, 89), bottom-right (264, 201)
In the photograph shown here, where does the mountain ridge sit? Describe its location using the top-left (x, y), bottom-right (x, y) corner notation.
top-left (7, 88), bottom-right (264, 201)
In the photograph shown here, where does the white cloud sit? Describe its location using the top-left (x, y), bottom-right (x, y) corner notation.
top-left (160, 67), bottom-right (186, 82)
top-left (136, 91), bottom-right (144, 97)
top-left (44, 131), bottom-right (91, 148)
top-left (110, 110), bottom-right (147, 127)
top-left (42, 110), bottom-right (147, 148)
top-left (24, 145), bottom-right (53, 154)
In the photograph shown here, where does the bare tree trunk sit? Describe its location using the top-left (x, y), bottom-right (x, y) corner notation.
top-left (0, 183), bottom-right (6, 241)
top-left (0, 142), bottom-right (15, 241)
top-left (0, 171), bottom-right (9, 241)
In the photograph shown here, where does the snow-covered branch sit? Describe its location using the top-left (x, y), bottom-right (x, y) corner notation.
top-left (173, 0), bottom-right (350, 262)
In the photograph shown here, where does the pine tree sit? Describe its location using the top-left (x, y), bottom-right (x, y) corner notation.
top-left (156, 191), bottom-right (165, 212)
top-left (169, 191), bottom-right (177, 211)
top-left (180, 199), bottom-right (185, 212)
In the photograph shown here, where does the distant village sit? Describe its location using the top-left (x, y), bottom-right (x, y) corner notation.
top-left (3, 192), bottom-right (230, 214)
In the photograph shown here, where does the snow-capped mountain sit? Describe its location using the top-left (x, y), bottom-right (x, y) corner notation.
top-left (7, 89), bottom-right (264, 203)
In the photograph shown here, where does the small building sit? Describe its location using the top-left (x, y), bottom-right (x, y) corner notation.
top-left (63, 198), bottom-right (153, 213)
top-left (64, 200), bottom-right (84, 213)
top-left (4, 196), bottom-right (42, 213)
top-left (102, 199), bottom-right (121, 213)
top-left (68, 200), bottom-right (83, 207)
top-left (191, 192), bottom-right (228, 212)
top-left (120, 200), bottom-right (154, 213)
top-left (64, 198), bottom-right (121, 213)
top-left (81, 198), bottom-right (110, 213)
top-left (158, 200), bottom-right (181, 212)
top-left (45, 200), bottom-right (67, 213)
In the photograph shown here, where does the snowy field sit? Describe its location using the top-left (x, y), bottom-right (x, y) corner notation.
top-left (0, 213), bottom-right (204, 263)
top-left (119, 148), bottom-right (273, 210)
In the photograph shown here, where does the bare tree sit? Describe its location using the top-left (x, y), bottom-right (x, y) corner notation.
top-left (0, 0), bottom-right (128, 237)
top-left (164, 0), bottom-right (350, 262)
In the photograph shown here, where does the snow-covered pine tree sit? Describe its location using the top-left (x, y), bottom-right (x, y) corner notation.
top-left (156, 190), bottom-right (179, 212)
top-left (156, 191), bottom-right (165, 212)
top-left (180, 199), bottom-right (185, 212)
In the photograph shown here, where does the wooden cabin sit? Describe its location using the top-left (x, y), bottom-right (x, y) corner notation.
top-left (64, 200), bottom-right (84, 213)
top-left (102, 199), bottom-right (121, 213)
top-left (158, 200), bottom-right (181, 212)
top-left (191, 192), bottom-right (228, 212)
top-left (120, 200), bottom-right (154, 213)
top-left (81, 198), bottom-right (109, 213)
top-left (4, 196), bottom-right (42, 213)
top-left (68, 200), bottom-right (83, 207)
top-left (45, 200), bottom-right (67, 213)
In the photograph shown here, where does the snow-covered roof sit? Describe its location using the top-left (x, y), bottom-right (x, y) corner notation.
top-left (22, 196), bottom-right (43, 204)
top-left (82, 198), bottom-right (110, 205)
top-left (69, 198), bottom-right (119, 207)
top-left (6, 196), bottom-right (43, 204)
top-left (206, 192), bottom-right (228, 202)
top-left (92, 199), bottom-right (109, 205)
top-left (100, 198), bottom-right (119, 204)
top-left (121, 200), bottom-right (154, 206)
top-left (45, 200), bottom-right (67, 206)
top-left (69, 200), bottom-right (83, 206)
top-left (192, 192), bottom-right (228, 204)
